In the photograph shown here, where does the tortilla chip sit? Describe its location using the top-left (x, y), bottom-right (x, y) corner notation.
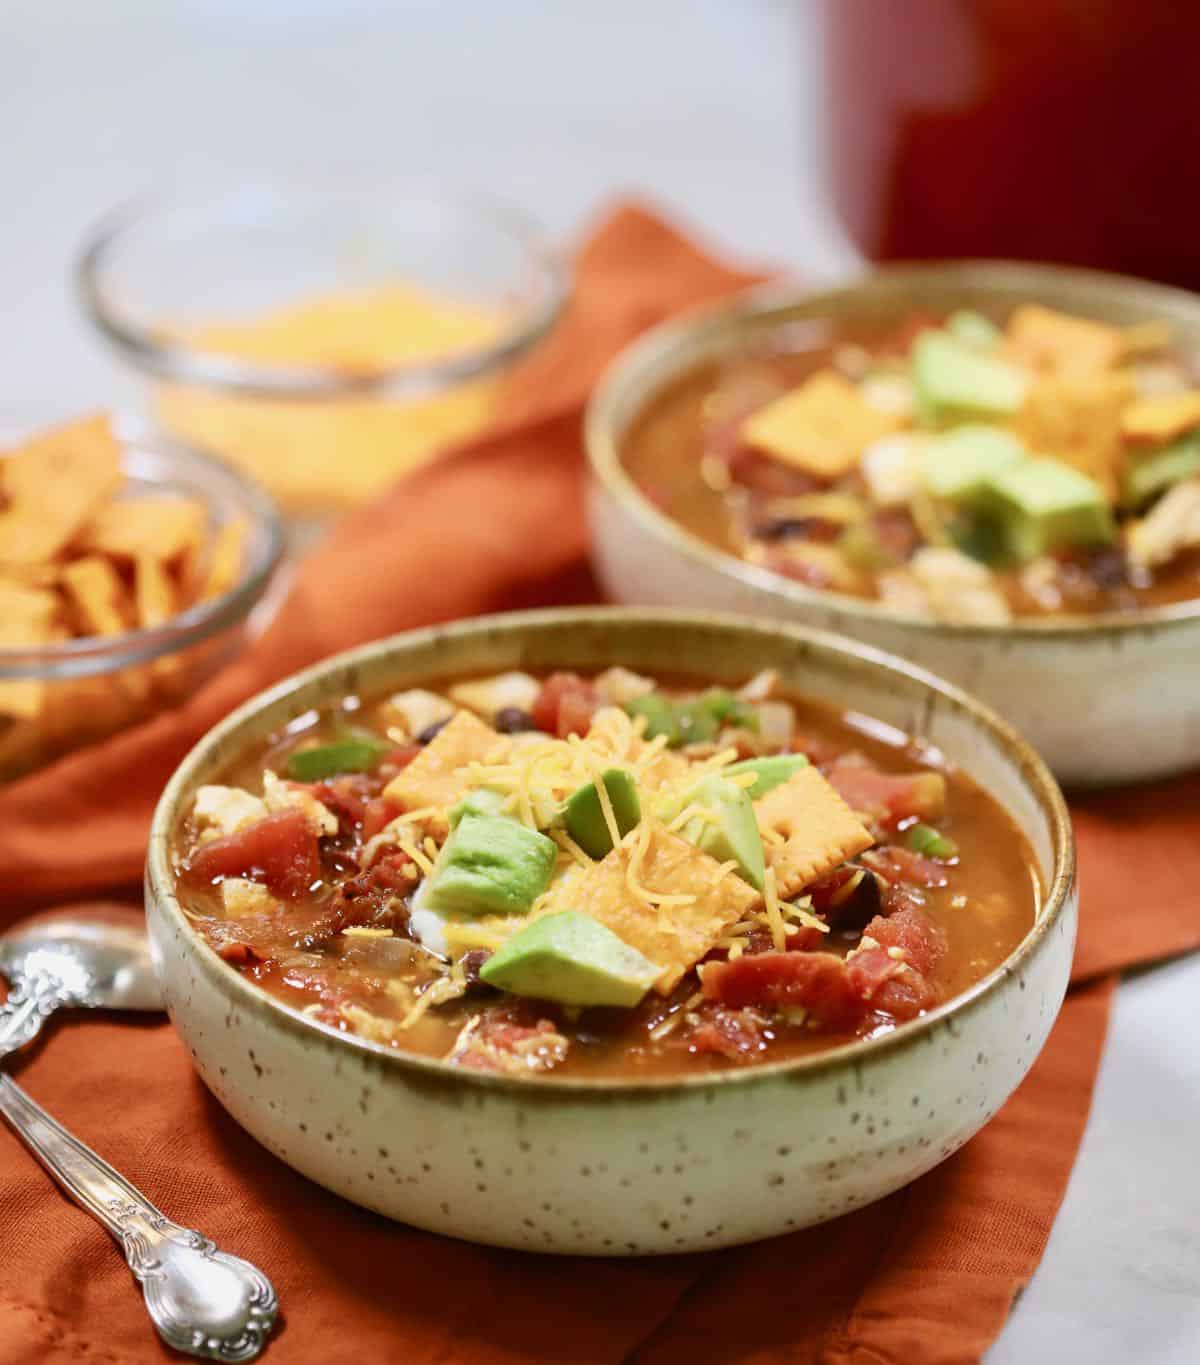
top-left (1121, 321), bottom-right (1172, 359)
top-left (740, 370), bottom-right (902, 480)
top-left (1005, 305), bottom-right (1124, 377)
top-left (60, 556), bottom-right (131, 637)
top-left (1017, 372), bottom-right (1132, 499)
top-left (134, 553), bottom-right (176, 629)
top-left (0, 414), bottom-right (122, 565)
top-left (83, 496), bottom-right (207, 563)
top-left (201, 518), bottom-right (247, 600)
top-left (1121, 391), bottom-right (1200, 446)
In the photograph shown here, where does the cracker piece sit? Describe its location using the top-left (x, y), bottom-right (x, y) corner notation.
top-left (740, 370), bottom-right (902, 480)
top-left (755, 766), bottom-right (874, 898)
top-left (1017, 372), bottom-right (1131, 499)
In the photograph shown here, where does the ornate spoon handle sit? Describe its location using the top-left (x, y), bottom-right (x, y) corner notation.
top-left (0, 975), bottom-right (73, 1059)
top-left (0, 1074), bottom-right (277, 1360)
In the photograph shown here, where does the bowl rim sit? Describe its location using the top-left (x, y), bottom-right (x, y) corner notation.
top-left (146, 605), bottom-right (1076, 1099)
top-left (75, 180), bottom-right (571, 401)
top-left (0, 412), bottom-right (285, 680)
top-left (585, 258), bottom-right (1200, 638)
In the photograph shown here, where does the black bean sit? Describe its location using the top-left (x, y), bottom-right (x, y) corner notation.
top-left (416, 717), bottom-right (450, 745)
top-left (830, 869), bottom-right (884, 933)
top-left (1085, 546), bottom-right (1130, 590)
top-left (752, 516), bottom-right (842, 544)
top-left (459, 949), bottom-right (495, 993)
top-left (493, 707), bottom-right (537, 734)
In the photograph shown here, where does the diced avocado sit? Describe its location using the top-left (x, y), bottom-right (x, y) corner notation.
top-left (912, 330), bottom-right (1027, 424)
top-left (725, 753), bottom-right (809, 801)
top-left (562, 767), bottom-right (641, 859)
top-left (285, 736), bottom-right (387, 782)
top-left (982, 458), bottom-right (1116, 561)
top-left (479, 911), bottom-right (660, 1008)
top-left (947, 508), bottom-right (1013, 567)
top-left (447, 787), bottom-right (510, 829)
top-left (423, 815), bottom-right (557, 917)
top-left (660, 774), bottom-right (765, 890)
top-left (681, 689), bottom-right (759, 742)
top-left (947, 309), bottom-right (1002, 349)
top-left (623, 690), bottom-right (758, 749)
top-left (623, 694), bottom-right (681, 745)
top-left (920, 425), bottom-right (1026, 501)
top-left (1120, 434), bottom-right (1200, 509)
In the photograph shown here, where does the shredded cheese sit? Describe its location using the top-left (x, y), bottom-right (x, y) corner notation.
top-left (762, 865), bottom-right (787, 952)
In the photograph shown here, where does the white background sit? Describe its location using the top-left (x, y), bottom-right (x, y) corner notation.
top-left (1, 3), bottom-right (1197, 1360)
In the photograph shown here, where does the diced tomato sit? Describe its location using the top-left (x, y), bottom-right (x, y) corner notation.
top-left (687, 1006), bottom-right (769, 1060)
top-left (826, 760), bottom-right (947, 825)
top-left (846, 906), bottom-right (947, 1021)
top-left (531, 672), bottom-right (597, 739)
top-left (453, 1011), bottom-right (569, 1074)
top-left (702, 952), bottom-right (866, 1032)
top-left (846, 943), bottom-right (938, 1021)
top-left (361, 796), bottom-right (404, 840)
top-left (861, 905), bottom-right (947, 977)
top-left (864, 845), bottom-right (949, 889)
top-left (378, 744), bottom-right (421, 782)
top-left (725, 445), bottom-right (825, 497)
top-left (187, 809), bottom-right (321, 900)
top-left (214, 938), bottom-right (265, 967)
top-left (887, 311), bottom-right (942, 354)
top-left (310, 775), bottom-right (372, 831)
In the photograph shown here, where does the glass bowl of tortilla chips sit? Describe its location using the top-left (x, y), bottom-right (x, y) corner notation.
top-left (75, 182), bottom-right (568, 520)
top-left (0, 411), bottom-right (284, 782)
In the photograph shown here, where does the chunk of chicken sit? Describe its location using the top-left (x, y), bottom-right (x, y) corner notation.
top-left (1127, 478), bottom-right (1200, 570)
top-left (261, 769), bottom-right (338, 836)
top-left (192, 785), bottom-right (267, 845)
top-left (881, 547), bottom-right (1012, 626)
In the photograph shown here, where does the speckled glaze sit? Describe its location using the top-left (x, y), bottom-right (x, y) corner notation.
top-left (145, 609), bottom-right (1076, 1255)
top-left (586, 262), bottom-right (1200, 786)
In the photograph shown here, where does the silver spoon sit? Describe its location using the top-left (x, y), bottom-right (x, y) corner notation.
top-left (0, 907), bottom-right (278, 1361)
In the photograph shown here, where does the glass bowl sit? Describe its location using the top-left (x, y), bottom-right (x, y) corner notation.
top-left (0, 412), bottom-right (284, 782)
top-left (75, 182), bottom-right (569, 517)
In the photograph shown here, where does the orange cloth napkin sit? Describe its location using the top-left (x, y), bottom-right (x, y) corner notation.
top-left (0, 204), bottom-right (1193, 1364)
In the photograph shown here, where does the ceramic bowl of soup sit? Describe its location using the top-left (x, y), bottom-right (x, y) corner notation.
top-left (587, 262), bottom-right (1200, 785)
top-left (145, 608), bottom-right (1074, 1255)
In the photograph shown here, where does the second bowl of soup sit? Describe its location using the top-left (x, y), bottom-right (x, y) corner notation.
top-left (587, 263), bottom-right (1200, 784)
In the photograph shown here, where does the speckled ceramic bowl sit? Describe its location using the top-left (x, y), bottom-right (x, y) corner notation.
top-left (586, 262), bottom-right (1200, 786)
top-left (145, 608), bottom-right (1076, 1255)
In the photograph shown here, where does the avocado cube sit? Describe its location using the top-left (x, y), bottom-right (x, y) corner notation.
top-left (423, 815), bottom-right (557, 918)
top-left (622, 694), bottom-right (681, 746)
top-left (725, 753), bottom-right (809, 801)
top-left (920, 425), bottom-right (1026, 501)
top-left (479, 911), bottom-right (660, 1008)
top-left (661, 773), bottom-right (765, 890)
top-left (983, 458), bottom-right (1116, 561)
top-left (912, 330), bottom-right (1027, 424)
top-left (447, 787), bottom-right (510, 829)
top-left (562, 768), bottom-right (641, 859)
top-left (1121, 435), bottom-right (1200, 509)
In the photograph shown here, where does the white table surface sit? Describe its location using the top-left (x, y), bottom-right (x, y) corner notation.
top-left (1, 2), bottom-right (1197, 1359)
